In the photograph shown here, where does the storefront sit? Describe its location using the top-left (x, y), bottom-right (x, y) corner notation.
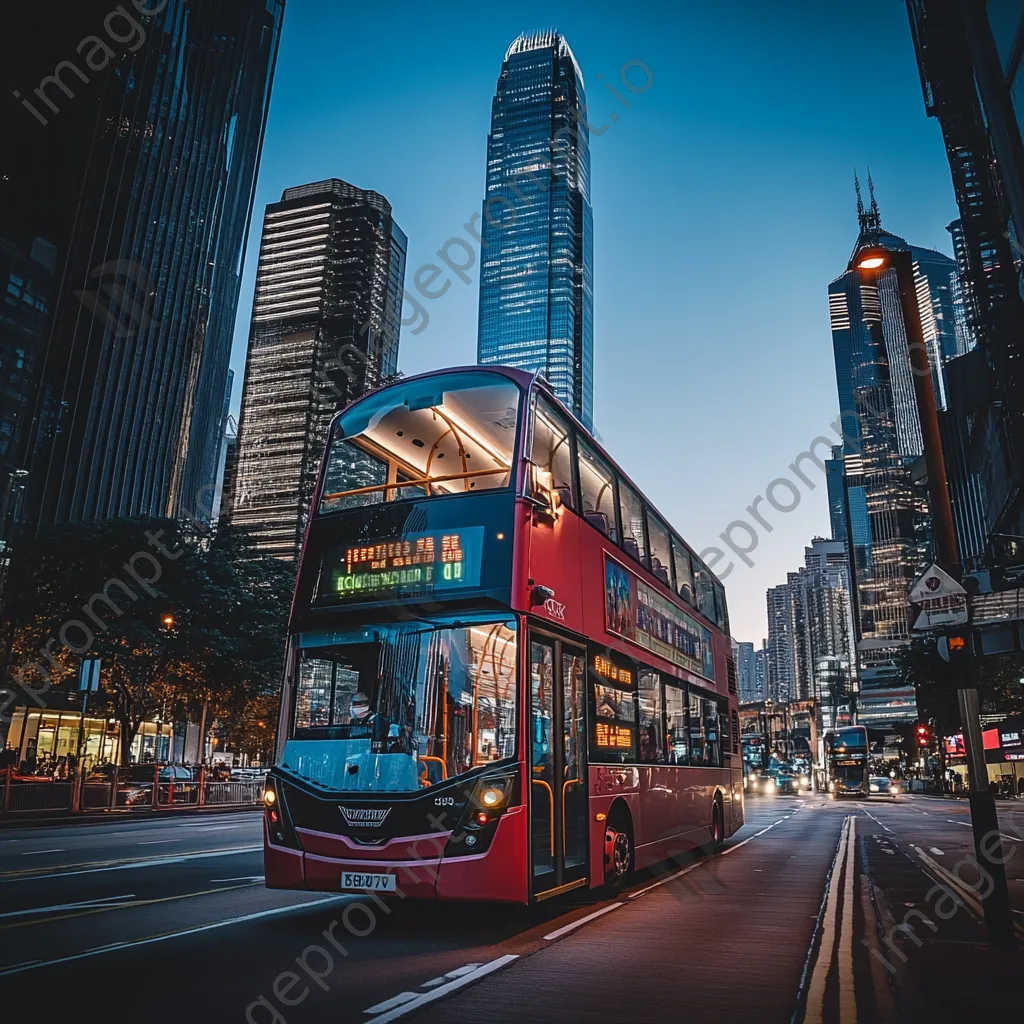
top-left (6, 709), bottom-right (174, 773)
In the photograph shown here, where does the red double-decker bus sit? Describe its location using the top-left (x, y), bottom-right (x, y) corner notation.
top-left (264, 366), bottom-right (742, 903)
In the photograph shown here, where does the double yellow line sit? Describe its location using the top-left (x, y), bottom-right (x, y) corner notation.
top-left (805, 815), bottom-right (857, 1024)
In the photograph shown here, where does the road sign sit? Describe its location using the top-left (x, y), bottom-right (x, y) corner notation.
top-left (910, 564), bottom-right (968, 631)
top-left (79, 657), bottom-right (101, 692)
top-left (909, 564), bottom-right (966, 602)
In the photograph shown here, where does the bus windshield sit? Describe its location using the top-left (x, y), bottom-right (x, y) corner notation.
top-left (283, 618), bottom-right (517, 793)
top-left (320, 371), bottom-right (521, 513)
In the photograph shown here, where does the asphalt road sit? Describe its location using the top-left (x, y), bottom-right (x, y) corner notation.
top-left (1, 796), bottom-right (1022, 1023)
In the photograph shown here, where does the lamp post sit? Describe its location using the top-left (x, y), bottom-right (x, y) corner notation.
top-left (851, 243), bottom-right (1014, 945)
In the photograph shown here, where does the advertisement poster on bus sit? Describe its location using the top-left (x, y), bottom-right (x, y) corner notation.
top-left (604, 554), bottom-right (714, 681)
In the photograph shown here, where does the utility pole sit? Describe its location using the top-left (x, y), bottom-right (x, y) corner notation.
top-left (875, 245), bottom-right (1015, 946)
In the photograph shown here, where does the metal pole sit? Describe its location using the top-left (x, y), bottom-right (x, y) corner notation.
top-left (886, 249), bottom-right (1014, 946)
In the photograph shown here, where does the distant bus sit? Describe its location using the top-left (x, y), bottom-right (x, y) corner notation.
top-left (263, 365), bottom-right (742, 904)
top-left (825, 726), bottom-right (869, 797)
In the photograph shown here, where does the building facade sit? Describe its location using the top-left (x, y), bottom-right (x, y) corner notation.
top-left (476, 31), bottom-right (594, 429)
top-left (1, 0), bottom-right (283, 528)
top-left (736, 641), bottom-right (760, 702)
top-left (230, 179), bottom-right (407, 559)
top-left (907, 0), bottom-right (1024, 558)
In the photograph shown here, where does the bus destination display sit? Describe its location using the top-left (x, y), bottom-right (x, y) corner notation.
top-left (319, 527), bottom-right (484, 601)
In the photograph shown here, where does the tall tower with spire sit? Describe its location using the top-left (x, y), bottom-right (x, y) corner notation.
top-left (825, 174), bottom-right (965, 717)
top-left (475, 31), bottom-right (594, 429)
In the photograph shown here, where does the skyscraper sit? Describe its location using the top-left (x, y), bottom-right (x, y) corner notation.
top-left (1, 0), bottom-right (283, 527)
top-left (231, 179), bottom-right (408, 559)
top-left (476, 31), bottom-right (594, 429)
top-left (736, 641), bottom-right (760, 703)
top-left (906, 0), bottom-right (1024, 555)
top-left (827, 182), bottom-right (956, 686)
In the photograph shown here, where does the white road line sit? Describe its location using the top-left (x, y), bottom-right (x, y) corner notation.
top-left (366, 955), bottom-right (519, 1023)
top-left (720, 817), bottom-right (787, 856)
top-left (946, 820), bottom-right (1022, 843)
top-left (420, 964), bottom-right (483, 988)
top-left (804, 816), bottom-right (853, 1024)
top-left (930, 847), bottom-right (945, 856)
top-left (2, 845), bottom-right (262, 883)
top-left (364, 993), bottom-right (418, 1014)
top-left (138, 839), bottom-right (180, 845)
top-left (20, 849), bottom-right (63, 856)
top-left (863, 810), bottom-right (894, 834)
top-left (626, 861), bottom-right (702, 899)
top-left (0, 896), bottom-right (344, 976)
top-left (209, 876), bottom-right (264, 883)
top-left (543, 902), bottom-right (622, 940)
top-left (0, 895), bottom-right (135, 921)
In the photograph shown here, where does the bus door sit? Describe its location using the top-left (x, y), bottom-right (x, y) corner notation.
top-left (529, 633), bottom-right (588, 898)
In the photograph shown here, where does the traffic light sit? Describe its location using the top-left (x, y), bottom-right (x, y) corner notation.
top-left (160, 613), bottom-right (175, 632)
top-left (915, 723), bottom-right (930, 747)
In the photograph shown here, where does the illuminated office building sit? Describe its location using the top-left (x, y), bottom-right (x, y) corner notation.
top-left (231, 179), bottom-right (407, 559)
top-left (1, 0), bottom-right (283, 526)
top-left (476, 31), bottom-right (594, 429)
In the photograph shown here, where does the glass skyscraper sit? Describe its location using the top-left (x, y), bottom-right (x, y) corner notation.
top-left (476, 31), bottom-right (594, 429)
top-left (230, 179), bottom-right (407, 560)
top-left (1, 0), bottom-right (283, 526)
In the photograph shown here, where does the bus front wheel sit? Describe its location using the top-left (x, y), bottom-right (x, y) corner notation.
top-left (603, 813), bottom-right (633, 892)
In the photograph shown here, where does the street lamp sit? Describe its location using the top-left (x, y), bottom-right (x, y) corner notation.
top-left (851, 240), bottom-right (1013, 945)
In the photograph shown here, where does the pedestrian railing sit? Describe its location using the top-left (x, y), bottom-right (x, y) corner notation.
top-left (1, 768), bottom-right (266, 816)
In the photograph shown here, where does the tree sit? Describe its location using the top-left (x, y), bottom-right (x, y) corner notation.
top-left (9, 519), bottom-right (292, 765)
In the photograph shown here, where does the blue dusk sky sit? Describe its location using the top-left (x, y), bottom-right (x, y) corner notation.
top-left (229, 0), bottom-right (961, 644)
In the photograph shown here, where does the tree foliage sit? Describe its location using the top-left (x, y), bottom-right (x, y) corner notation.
top-left (8, 519), bottom-right (293, 764)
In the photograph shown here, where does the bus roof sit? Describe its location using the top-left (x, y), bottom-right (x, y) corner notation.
top-left (328, 364), bottom-right (731, 604)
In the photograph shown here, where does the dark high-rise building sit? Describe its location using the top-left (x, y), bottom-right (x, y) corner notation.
top-left (825, 443), bottom-right (847, 546)
top-left (230, 179), bottom-right (408, 559)
top-left (1, 0), bottom-right (283, 527)
top-left (476, 31), bottom-right (594, 429)
top-left (906, 0), bottom-right (1024, 556)
top-left (827, 183), bottom-right (953, 680)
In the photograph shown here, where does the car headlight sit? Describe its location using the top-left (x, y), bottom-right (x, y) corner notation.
top-left (890, 785), bottom-right (899, 795)
top-left (870, 784), bottom-right (879, 792)
top-left (764, 778), bottom-right (775, 790)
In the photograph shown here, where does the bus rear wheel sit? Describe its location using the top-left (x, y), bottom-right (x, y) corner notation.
top-left (603, 814), bottom-right (633, 892)
top-left (708, 800), bottom-right (724, 853)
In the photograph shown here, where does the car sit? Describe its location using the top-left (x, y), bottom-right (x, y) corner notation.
top-left (869, 776), bottom-right (901, 797)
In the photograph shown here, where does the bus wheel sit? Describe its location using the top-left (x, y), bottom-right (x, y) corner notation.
top-left (708, 799), bottom-right (724, 853)
top-left (603, 814), bottom-right (633, 892)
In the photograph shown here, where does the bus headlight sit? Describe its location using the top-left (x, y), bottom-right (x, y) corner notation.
top-left (479, 786), bottom-right (506, 809)
top-left (264, 788), bottom-right (277, 806)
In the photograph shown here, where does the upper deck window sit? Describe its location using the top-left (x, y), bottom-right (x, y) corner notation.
top-left (320, 372), bottom-right (520, 513)
top-left (530, 397), bottom-right (575, 511)
top-left (645, 511), bottom-right (672, 588)
top-left (577, 437), bottom-right (618, 541)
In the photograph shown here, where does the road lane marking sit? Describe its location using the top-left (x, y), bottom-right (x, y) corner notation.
top-left (929, 847), bottom-right (945, 856)
top-left (366, 955), bottom-right (519, 1023)
top-left (543, 902), bottom-right (622, 940)
top-left (209, 875), bottom-right (264, 883)
top-left (0, 895), bottom-right (134, 920)
top-left (947, 820), bottom-right (1022, 842)
top-left (0, 882), bottom-right (263, 931)
top-left (20, 849), bottom-right (63, 855)
top-left (720, 817), bottom-right (787, 856)
top-left (0, 845), bottom-right (262, 882)
top-left (626, 861), bottom-right (702, 899)
top-left (364, 993), bottom-right (419, 1014)
top-left (863, 810), bottom-right (893, 834)
top-left (837, 817), bottom-right (857, 1024)
top-left (138, 839), bottom-right (180, 845)
top-left (804, 815), bottom-right (853, 1024)
top-left (421, 964), bottom-right (483, 988)
top-left (0, 895), bottom-right (345, 975)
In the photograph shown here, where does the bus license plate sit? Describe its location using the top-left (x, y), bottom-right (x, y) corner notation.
top-left (340, 871), bottom-right (396, 893)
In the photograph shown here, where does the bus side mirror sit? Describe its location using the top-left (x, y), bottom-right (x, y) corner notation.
top-left (530, 585), bottom-right (555, 607)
